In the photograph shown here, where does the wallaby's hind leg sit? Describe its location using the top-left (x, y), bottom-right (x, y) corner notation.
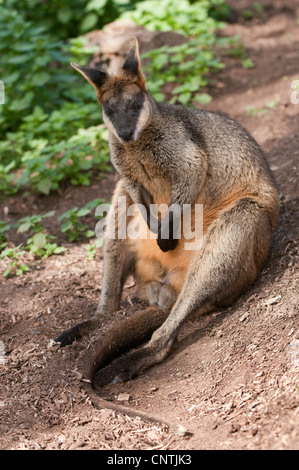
top-left (55, 181), bottom-right (135, 346)
top-left (94, 198), bottom-right (274, 384)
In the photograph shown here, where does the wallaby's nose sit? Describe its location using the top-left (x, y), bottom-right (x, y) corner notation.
top-left (118, 128), bottom-right (134, 143)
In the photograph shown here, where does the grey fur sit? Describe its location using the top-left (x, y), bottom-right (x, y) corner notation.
top-left (56, 38), bottom-right (279, 385)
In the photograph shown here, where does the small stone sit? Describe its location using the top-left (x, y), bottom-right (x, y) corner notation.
top-left (117, 393), bottom-right (131, 402)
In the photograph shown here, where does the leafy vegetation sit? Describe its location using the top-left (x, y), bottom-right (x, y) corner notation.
top-left (246, 100), bottom-right (279, 117)
top-left (0, 198), bottom-right (105, 276)
top-left (0, 0), bottom-right (235, 275)
top-left (123, 0), bottom-right (233, 104)
top-left (0, 2), bottom-right (111, 196)
top-left (59, 198), bottom-right (104, 242)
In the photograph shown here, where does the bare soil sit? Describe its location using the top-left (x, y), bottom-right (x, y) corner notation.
top-left (0, 0), bottom-right (298, 450)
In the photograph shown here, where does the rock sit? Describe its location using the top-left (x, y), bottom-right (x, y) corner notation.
top-left (84, 19), bottom-right (186, 74)
top-left (116, 392), bottom-right (131, 402)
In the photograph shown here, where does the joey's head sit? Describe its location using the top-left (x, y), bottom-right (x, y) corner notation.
top-left (71, 38), bottom-right (153, 144)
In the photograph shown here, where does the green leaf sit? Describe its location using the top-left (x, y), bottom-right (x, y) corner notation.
top-left (86, 0), bottom-right (108, 11)
top-left (44, 210), bottom-right (56, 218)
top-left (37, 179), bottom-right (52, 195)
top-left (3, 71), bottom-right (20, 84)
top-left (32, 232), bottom-right (47, 249)
top-left (32, 72), bottom-right (51, 86)
top-left (16, 264), bottom-right (30, 276)
top-left (18, 222), bottom-right (31, 233)
top-left (177, 92), bottom-right (192, 105)
top-left (76, 207), bottom-right (90, 217)
top-left (84, 230), bottom-right (95, 238)
top-left (194, 93), bottom-right (212, 104)
top-left (242, 58), bottom-right (254, 69)
top-left (7, 54), bottom-right (33, 64)
top-left (79, 159), bottom-right (92, 170)
top-left (9, 92), bottom-right (34, 111)
top-left (53, 246), bottom-right (65, 254)
top-left (94, 238), bottom-right (103, 248)
top-left (80, 13), bottom-right (98, 33)
top-left (57, 7), bottom-right (73, 24)
top-left (61, 221), bottom-right (73, 232)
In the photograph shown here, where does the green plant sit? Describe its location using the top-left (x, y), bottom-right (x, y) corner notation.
top-left (26, 233), bottom-right (65, 258)
top-left (16, 211), bottom-right (55, 234)
top-left (0, 220), bottom-right (11, 246)
top-left (242, 58), bottom-right (254, 69)
top-left (124, 0), bottom-right (227, 36)
top-left (85, 238), bottom-right (104, 260)
top-left (15, 125), bottom-right (110, 195)
top-left (243, 2), bottom-right (264, 20)
top-left (0, 3), bottom-right (110, 196)
top-left (0, 0), bottom-right (233, 195)
top-left (0, 245), bottom-right (30, 277)
top-left (246, 100), bottom-right (279, 116)
top-left (0, 210), bottom-right (66, 276)
top-left (123, 0), bottom-right (233, 105)
top-left (59, 198), bottom-right (104, 241)
top-left (3, 0), bottom-right (136, 39)
top-left (15, 210), bottom-right (66, 258)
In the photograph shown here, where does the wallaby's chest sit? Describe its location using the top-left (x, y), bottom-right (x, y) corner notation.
top-left (112, 144), bottom-right (172, 205)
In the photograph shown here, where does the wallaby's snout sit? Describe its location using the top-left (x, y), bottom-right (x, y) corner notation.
top-left (102, 88), bottom-right (152, 145)
top-left (118, 126), bottom-right (135, 143)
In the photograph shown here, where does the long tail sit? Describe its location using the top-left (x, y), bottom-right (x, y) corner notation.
top-left (80, 305), bottom-right (180, 428)
top-left (80, 306), bottom-right (191, 434)
top-left (82, 305), bottom-right (169, 387)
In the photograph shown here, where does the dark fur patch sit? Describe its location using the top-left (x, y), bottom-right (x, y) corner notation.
top-left (122, 49), bottom-right (139, 77)
top-left (79, 66), bottom-right (107, 89)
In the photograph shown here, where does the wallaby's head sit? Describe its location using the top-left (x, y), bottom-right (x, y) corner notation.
top-left (71, 37), bottom-right (153, 144)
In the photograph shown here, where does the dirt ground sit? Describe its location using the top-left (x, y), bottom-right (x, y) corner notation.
top-left (0, 0), bottom-right (298, 450)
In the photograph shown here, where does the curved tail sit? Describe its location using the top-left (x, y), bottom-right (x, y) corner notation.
top-left (82, 305), bottom-right (169, 388)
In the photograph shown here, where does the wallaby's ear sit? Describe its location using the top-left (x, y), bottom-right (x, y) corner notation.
top-left (121, 37), bottom-right (147, 91)
top-left (71, 62), bottom-right (108, 100)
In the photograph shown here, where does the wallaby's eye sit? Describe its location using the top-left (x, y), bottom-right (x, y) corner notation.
top-left (104, 101), bottom-right (117, 117)
top-left (104, 105), bottom-right (113, 117)
top-left (132, 101), bottom-right (142, 111)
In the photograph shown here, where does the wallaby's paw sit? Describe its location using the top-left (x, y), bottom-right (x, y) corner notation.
top-left (55, 318), bottom-right (98, 347)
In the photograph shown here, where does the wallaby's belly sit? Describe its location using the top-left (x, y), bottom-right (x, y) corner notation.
top-left (129, 185), bottom-right (271, 298)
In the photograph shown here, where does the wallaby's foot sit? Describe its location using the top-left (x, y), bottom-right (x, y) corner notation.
top-left (93, 336), bottom-right (174, 388)
top-left (55, 317), bottom-right (101, 347)
top-left (146, 282), bottom-right (176, 310)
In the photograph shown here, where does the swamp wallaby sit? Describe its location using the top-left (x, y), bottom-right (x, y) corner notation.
top-left (55, 38), bottom-right (279, 386)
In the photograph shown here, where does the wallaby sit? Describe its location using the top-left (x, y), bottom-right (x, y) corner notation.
top-left (55, 38), bottom-right (279, 387)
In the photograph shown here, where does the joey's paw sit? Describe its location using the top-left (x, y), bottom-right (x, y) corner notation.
top-left (147, 282), bottom-right (176, 310)
top-left (146, 282), bottom-right (163, 305)
top-left (157, 236), bottom-right (178, 252)
top-left (158, 284), bottom-right (176, 310)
